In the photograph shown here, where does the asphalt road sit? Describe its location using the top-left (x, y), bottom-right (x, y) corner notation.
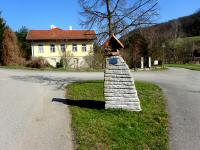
top-left (134, 68), bottom-right (200, 150)
top-left (0, 68), bottom-right (200, 150)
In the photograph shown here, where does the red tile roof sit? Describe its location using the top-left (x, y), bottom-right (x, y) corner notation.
top-left (26, 28), bottom-right (96, 40)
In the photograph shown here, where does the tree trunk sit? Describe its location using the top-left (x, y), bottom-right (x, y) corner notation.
top-left (106, 0), bottom-right (112, 36)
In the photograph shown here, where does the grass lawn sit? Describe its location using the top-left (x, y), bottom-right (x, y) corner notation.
top-left (0, 64), bottom-right (167, 72)
top-left (150, 66), bottom-right (168, 71)
top-left (176, 36), bottom-right (200, 44)
top-left (132, 66), bottom-right (168, 72)
top-left (0, 65), bottom-right (104, 72)
top-left (166, 64), bottom-right (200, 71)
top-left (66, 81), bottom-right (169, 150)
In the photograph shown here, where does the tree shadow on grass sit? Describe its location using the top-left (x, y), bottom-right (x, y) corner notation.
top-left (52, 98), bottom-right (105, 110)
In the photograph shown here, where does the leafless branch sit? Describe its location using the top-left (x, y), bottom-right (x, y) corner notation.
top-left (79, 0), bottom-right (159, 41)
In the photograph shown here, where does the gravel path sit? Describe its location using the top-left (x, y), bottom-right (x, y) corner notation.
top-left (0, 68), bottom-right (200, 150)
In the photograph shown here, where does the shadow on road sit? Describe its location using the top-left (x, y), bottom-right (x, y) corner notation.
top-left (52, 98), bottom-right (105, 110)
top-left (10, 75), bottom-right (80, 89)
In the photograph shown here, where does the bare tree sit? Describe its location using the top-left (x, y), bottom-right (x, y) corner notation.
top-left (62, 51), bottom-right (74, 69)
top-left (170, 20), bottom-right (182, 63)
top-left (79, 0), bottom-right (158, 39)
top-left (84, 48), bottom-right (94, 68)
top-left (141, 28), bottom-right (163, 61)
top-left (55, 42), bottom-right (74, 69)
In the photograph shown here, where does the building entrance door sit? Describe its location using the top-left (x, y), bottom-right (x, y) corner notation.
top-left (73, 58), bottom-right (78, 69)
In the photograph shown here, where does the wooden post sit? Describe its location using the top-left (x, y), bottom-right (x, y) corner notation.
top-left (141, 57), bottom-right (144, 69)
top-left (148, 57), bottom-right (151, 68)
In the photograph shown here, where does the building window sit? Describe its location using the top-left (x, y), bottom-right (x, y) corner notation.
top-left (38, 44), bottom-right (44, 53)
top-left (82, 44), bottom-right (87, 52)
top-left (61, 44), bottom-right (66, 52)
top-left (72, 43), bottom-right (77, 52)
top-left (50, 44), bottom-right (55, 53)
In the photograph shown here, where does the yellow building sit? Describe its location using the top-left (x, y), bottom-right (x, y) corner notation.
top-left (26, 27), bottom-right (96, 68)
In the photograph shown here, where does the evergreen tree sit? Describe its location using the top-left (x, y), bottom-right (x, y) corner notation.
top-left (16, 26), bottom-right (31, 59)
top-left (0, 11), bottom-right (7, 64)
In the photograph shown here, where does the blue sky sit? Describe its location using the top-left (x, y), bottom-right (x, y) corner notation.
top-left (0, 0), bottom-right (199, 31)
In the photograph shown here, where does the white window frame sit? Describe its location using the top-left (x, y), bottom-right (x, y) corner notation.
top-left (50, 44), bottom-right (55, 53)
top-left (61, 44), bottom-right (66, 52)
top-left (82, 43), bottom-right (87, 52)
top-left (38, 43), bottom-right (44, 53)
top-left (72, 43), bottom-right (77, 52)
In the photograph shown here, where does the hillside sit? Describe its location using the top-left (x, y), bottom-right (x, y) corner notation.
top-left (120, 10), bottom-right (200, 66)
top-left (174, 36), bottom-right (200, 46)
top-left (140, 10), bottom-right (200, 39)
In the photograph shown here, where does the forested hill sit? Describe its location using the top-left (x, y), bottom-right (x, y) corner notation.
top-left (140, 10), bottom-right (200, 38)
top-left (180, 10), bottom-right (200, 37)
top-left (120, 10), bottom-right (200, 66)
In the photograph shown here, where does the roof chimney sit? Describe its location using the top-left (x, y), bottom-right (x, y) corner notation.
top-left (69, 26), bottom-right (72, 30)
top-left (51, 25), bottom-right (56, 29)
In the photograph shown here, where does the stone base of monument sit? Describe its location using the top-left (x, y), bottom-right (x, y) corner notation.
top-left (104, 56), bottom-right (141, 111)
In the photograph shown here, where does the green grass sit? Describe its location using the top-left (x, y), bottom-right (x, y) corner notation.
top-left (173, 36), bottom-right (200, 48)
top-left (166, 64), bottom-right (200, 71)
top-left (66, 81), bottom-right (169, 150)
top-left (177, 36), bottom-right (200, 43)
top-left (151, 67), bottom-right (168, 71)
top-left (0, 65), bottom-right (104, 72)
top-left (0, 64), bottom-right (168, 72)
top-left (131, 66), bottom-right (168, 72)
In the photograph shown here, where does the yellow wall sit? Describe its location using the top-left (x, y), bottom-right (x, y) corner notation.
top-left (32, 40), bottom-right (94, 58)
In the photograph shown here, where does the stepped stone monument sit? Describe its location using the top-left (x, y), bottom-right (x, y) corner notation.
top-left (104, 34), bottom-right (141, 111)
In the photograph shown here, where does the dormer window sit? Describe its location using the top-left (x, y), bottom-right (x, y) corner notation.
top-left (50, 44), bottom-right (55, 53)
top-left (72, 43), bottom-right (77, 52)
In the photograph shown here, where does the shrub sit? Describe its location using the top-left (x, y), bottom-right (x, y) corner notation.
top-left (158, 60), bottom-right (163, 65)
top-left (25, 57), bottom-right (50, 68)
top-left (84, 46), bottom-right (105, 69)
top-left (56, 59), bottom-right (64, 68)
top-left (2, 27), bottom-right (23, 65)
